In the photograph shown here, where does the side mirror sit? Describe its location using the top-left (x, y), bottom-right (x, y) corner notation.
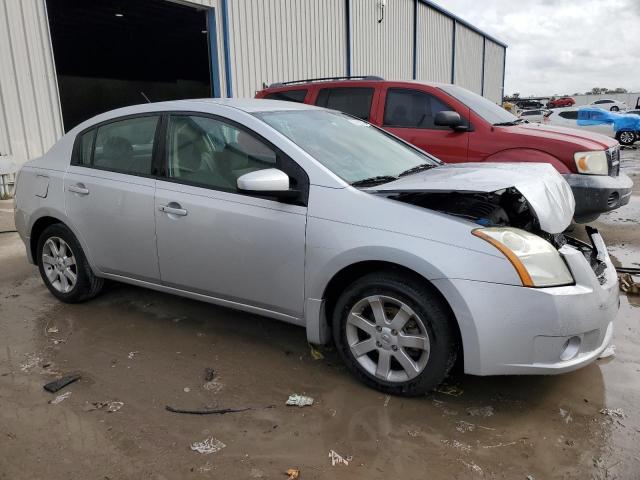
top-left (237, 168), bottom-right (299, 200)
top-left (434, 111), bottom-right (468, 131)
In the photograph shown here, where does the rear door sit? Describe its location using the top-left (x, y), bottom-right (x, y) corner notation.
top-left (314, 87), bottom-right (377, 121)
top-left (64, 114), bottom-right (161, 282)
top-left (154, 113), bottom-right (308, 318)
top-left (376, 87), bottom-right (469, 163)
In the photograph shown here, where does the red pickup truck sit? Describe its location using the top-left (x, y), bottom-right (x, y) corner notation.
top-left (256, 78), bottom-right (632, 222)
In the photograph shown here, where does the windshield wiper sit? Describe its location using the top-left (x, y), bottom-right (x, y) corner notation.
top-left (351, 175), bottom-right (397, 187)
top-left (398, 163), bottom-right (438, 177)
top-left (493, 118), bottom-right (524, 126)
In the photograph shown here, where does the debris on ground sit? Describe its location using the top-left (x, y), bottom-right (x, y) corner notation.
top-left (49, 391), bottom-right (71, 404)
top-left (190, 437), bottom-right (226, 454)
top-left (598, 344), bottom-right (616, 359)
top-left (619, 273), bottom-right (640, 294)
top-left (408, 429), bottom-right (420, 437)
top-left (183, 387), bottom-right (191, 393)
top-left (600, 408), bottom-right (625, 418)
top-left (559, 408), bottom-right (573, 424)
top-left (43, 374), bottom-right (81, 393)
top-left (20, 354), bottom-right (41, 372)
top-left (166, 405), bottom-right (273, 415)
top-left (83, 401), bottom-right (124, 413)
top-left (285, 467), bottom-right (300, 479)
top-left (383, 395), bottom-right (391, 407)
top-left (286, 394), bottom-right (313, 407)
top-left (442, 439), bottom-right (471, 453)
top-left (202, 368), bottom-right (224, 392)
top-left (434, 384), bottom-right (464, 397)
top-left (204, 367), bottom-right (216, 382)
top-left (309, 345), bottom-right (324, 360)
top-left (328, 449), bottom-right (351, 466)
top-left (460, 459), bottom-right (483, 474)
top-left (128, 351), bottom-right (139, 360)
top-left (466, 406), bottom-right (494, 417)
top-left (47, 326), bottom-right (59, 334)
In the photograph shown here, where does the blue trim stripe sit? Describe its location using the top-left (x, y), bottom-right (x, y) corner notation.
top-left (345, 0), bottom-right (351, 76)
top-left (451, 20), bottom-right (456, 84)
top-left (480, 36), bottom-right (486, 96)
top-left (207, 8), bottom-right (221, 98)
top-left (220, 0), bottom-right (233, 97)
top-left (501, 48), bottom-right (507, 103)
top-left (412, 0), bottom-right (418, 80)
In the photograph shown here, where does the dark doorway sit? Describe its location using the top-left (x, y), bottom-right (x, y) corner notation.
top-left (46, 0), bottom-right (212, 131)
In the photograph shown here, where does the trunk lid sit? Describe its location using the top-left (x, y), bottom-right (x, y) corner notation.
top-left (369, 163), bottom-right (575, 234)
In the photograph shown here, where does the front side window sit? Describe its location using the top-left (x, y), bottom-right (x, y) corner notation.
top-left (383, 89), bottom-right (454, 129)
top-left (438, 84), bottom-right (517, 125)
top-left (166, 115), bottom-right (277, 191)
top-left (93, 116), bottom-right (159, 175)
top-left (315, 88), bottom-right (374, 120)
top-left (265, 89), bottom-right (307, 103)
top-left (559, 111), bottom-right (579, 120)
top-left (256, 110), bottom-right (438, 184)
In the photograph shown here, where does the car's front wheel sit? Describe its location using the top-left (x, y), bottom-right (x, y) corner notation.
top-left (610, 106), bottom-right (620, 111)
top-left (37, 223), bottom-right (103, 303)
top-left (617, 130), bottom-right (636, 146)
top-left (332, 270), bottom-right (458, 396)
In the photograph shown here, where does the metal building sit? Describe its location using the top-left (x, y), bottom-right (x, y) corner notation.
top-left (0, 0), bottom-right (506, 166)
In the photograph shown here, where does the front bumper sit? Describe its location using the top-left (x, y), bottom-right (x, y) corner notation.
top-left (564, 172), bottom-right (633, 221)
top-left (433, 233), bottom-right (619, 376)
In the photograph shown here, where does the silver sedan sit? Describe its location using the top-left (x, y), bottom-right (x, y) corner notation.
top-left (14, 99), bottom-right (619, 396)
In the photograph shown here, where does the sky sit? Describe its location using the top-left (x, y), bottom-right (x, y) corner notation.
top-left (431, 0), bottom-right (640, 97)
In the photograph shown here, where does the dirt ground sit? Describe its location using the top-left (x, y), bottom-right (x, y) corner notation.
top-left (1, 150), bottom-right (639, 480)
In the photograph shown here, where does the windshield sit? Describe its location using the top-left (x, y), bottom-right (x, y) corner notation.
top-left (255, 110), bottom-right (439, 184)
top-left (438, 84), bottom-right (518, 125)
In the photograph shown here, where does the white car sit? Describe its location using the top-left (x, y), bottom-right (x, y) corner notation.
top-left (544, 106), bottom-right (614, 137)
top-left (589, 99), bottom-right (627, 112)
top-left (518, 109), bottom-right (551, 123)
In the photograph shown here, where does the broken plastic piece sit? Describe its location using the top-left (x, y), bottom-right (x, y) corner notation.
top-left (190, 437), bottom-right (226, 454)
top-left (619, 273), bottom-right (639, 295)
top-left (286, 394), bottom-right (314, 407)
top-left (49, 391), bottom-right (71, 404)
top-left (286, 468), bottom-right (300, 479)
top-left (43, 374), bottom-right (81, 393)
top-left (328, 449), bottom-right (352, 466)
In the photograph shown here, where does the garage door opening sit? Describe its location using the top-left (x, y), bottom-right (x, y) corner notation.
top-left (46, 0), bottom-right (213, 131)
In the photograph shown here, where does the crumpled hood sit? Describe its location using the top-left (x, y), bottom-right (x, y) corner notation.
top-left (370, 163), bottom-right (575, 233)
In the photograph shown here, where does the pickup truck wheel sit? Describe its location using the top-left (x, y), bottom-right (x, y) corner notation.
top-left (610, 106), bottom-right (619, 112)
top-left (37, 223), bottom-right (103, 303)
top-left (617, 130), bottom-right (636, 146)
top-left (332, 270), bottom-right (457, 396)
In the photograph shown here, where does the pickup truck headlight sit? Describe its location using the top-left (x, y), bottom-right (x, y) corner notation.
top-left (574, 150), bottom-right (608, 175)
top-left (472, 227), bottom-right (574, 287)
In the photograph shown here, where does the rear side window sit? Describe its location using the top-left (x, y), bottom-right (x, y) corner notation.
top-left (93, 116), bottom-right (160, 175)
top-left (265, 90), bottom-right (307, 103)
top-left (559, 111), bottom-right (578, 120)
top-left (315, 87), bottom-right (374, 120)
top-left (75, 129), bottom-right (95, 166)
top-left (383, 88), bottom-right (452, 129)
top-left (594, 100), bottom-right (612, 104)
top-left (521, 110), bottom-right (540, 116)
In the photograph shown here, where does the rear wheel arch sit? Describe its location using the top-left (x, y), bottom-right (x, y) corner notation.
top-left (30, 216), bottom-right (62, 265)
top-left (484, 148), bottom-right (571, 174)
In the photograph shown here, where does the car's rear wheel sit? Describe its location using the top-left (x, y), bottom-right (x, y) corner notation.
top-left (610, 106), bottom-right (620, 112)
top-left (37, 223), bottom-right (103, 303)
top-left (332, 270), bottom-right (457, 396)
top-left (617, 130), bottom-right (636, 146)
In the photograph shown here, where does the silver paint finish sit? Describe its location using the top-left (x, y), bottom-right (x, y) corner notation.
top-left (42, 236), bottom-right (76, 293)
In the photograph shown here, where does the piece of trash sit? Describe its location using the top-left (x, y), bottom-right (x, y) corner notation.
top-left (383, 395), bottom-right (390, 407)
top-left (328, 449), bottom-right (351, 466)
top-left (204, 368), bottom-right (216, 382)
top-left (526, 475), bottom-right (535, 480)
top-left (83, 400), bottom-right (123, 412)
top-left (20, 354), bottom-right (42, 372)
top-left (599, 345), bottom-right (616, 359)
top-left (166, 405), bottom-right (273, 415)
top-left (309, 345), bottom-right (324, 360)
top-left (466, 406), bottom-right (494, 417)
top-left (43, 374), bottom-right (81, 393)
top-left (52, 339), bottom-right (65, 345)
top-left (559, 408), bottom-right (573, 424)
top-left (460, 459), bottom-right (482, 474)
top-left (286, 394), bottom-right (314, 407)
top-left (47, 326), bottom-right (59, 334)
top-left (619, 273), bottom-right (640, 294)
top-left (442, 439), bottom-right (471, 453)
top-left (600, 407), bottom-right (625, 418)
top-left (408, 430), bottom-right (420, 437)
top-left (285, 467), bottom-right (300, 479)
top-left (107, 401), bottom-right (124, 412)
top-left (49, 391), bottom-right (71, 405)
top-left (329, 408), bottom-right (337, 417)
top-left (190, 437), bottom-right (226, 455)
top-left (203, 379), bottom-right (224, 392)
top-left (434, 384), bottom-right (464, 397)
top-left (128, 351), bottom-right (139, 360)
top-left (184, 387), bottom-right (191, 393)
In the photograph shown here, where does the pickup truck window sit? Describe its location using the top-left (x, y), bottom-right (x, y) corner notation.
top-left (315, 87), bottom-right (374, 120)
top-left (383, 89), bottom-right (452, 129)
top-left (265, 89), bottom-right (307, 103)
top-left (439, 84), bottom-right (517, 125)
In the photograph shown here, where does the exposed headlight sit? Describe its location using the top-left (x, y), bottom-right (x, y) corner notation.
top-left (472, 227), bottom-right (574, 287)
top-left (574, 150), bottom-right (608, 175)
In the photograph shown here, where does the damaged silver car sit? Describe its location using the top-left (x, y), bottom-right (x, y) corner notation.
top-left (14, 99), bottom-right (619, 396)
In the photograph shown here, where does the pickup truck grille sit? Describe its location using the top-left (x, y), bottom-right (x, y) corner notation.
top-left (607, 146), bottom-right (620, 176)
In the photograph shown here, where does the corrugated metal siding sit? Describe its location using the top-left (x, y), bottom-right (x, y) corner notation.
top-left (454, 23), bottom-right (483, 94)
top-left (226, 0), bottom-right (347, 98)
top-left (483, 39), bottom-right (505, 103)
top-left (351, 0), bottom-right (413, 79)
top-left (0, 0), bottom-right (63, 164)
top-left (416, 4), bottom-right (453, 83)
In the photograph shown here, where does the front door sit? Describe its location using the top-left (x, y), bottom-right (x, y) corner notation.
top-left (154, 114), bottom-right (307, 318)
top-left (64, 114), bottom-right (161, 282)
top-left (376, 87), bottom-right (469, 163)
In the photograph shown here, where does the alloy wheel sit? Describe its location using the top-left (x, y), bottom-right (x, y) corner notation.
top-left (619, 131), bottom-right (635, 145)
top-left (346, 295), bottom-right (430, 382)
top-left (42, 237), bottom-right (77, 293)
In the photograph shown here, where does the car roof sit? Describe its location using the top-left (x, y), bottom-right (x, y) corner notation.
top-left (263, 79), bottom-right (451, 91)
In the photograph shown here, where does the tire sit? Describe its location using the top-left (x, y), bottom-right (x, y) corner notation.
top-left (332, 270), bottom-right (458, 396)
top-left (616, 130), bottom-right (636, 146)
top-left (610, 106), bottom-right (619, 112)
top-left (37, 223), bottom-right (103, 303)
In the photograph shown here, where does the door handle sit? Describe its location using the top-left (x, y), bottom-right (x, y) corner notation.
top-left (159, 204), bottom-right (188, 216)
top-left (68, 184), bottom-right (89, 195)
